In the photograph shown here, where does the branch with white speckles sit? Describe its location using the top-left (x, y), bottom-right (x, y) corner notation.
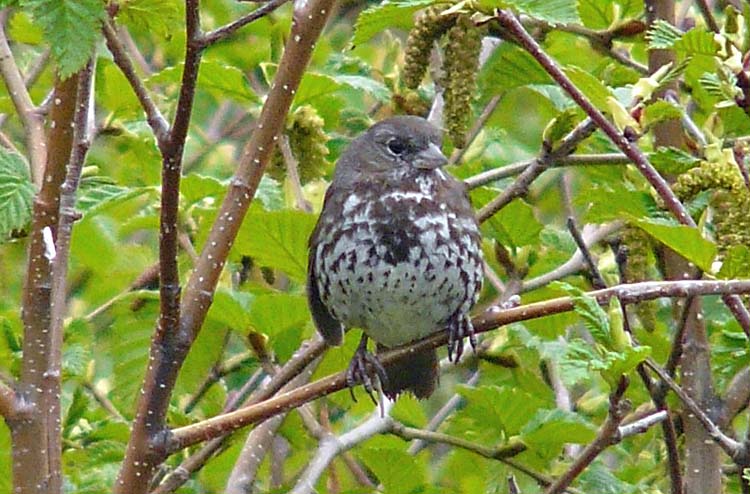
top-left (166, 279), bottom-right (750, 451)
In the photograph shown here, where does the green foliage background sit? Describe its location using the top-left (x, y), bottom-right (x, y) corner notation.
top-left (0, 0), bottom-right (749, 493)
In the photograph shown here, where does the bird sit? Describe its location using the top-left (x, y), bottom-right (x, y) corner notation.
top-left (307, 115), bottom-right (483, 399)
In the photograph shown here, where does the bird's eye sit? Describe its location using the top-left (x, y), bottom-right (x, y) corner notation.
top-left (386, 137), bottom-right (407, 155)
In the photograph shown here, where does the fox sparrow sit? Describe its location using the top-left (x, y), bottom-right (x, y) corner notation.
top-left (307, 116), bottom-right (483, 399)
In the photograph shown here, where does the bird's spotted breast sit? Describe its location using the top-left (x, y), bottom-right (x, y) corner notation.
top-left (312, 173), bottom-right (482, 348)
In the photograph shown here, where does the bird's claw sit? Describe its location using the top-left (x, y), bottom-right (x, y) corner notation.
top-left (447, 315), bottom-right (476, 362)
top-left (346, 338), bottom-right (389, 404)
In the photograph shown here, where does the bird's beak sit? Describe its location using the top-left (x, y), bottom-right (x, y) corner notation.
top-left (414, 142), bottom-right (448, 169)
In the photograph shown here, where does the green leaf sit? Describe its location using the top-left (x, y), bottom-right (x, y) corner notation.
top-left (352, 0), bottom-right (433, 47)
top-left (555, 282), bottom-right (611, 345)
top-left (149, 60), bottom-right (258, 103)
top-left (117, 0), bottom-right (180, 38)
top-left (207, 288), bottom-right (253, 331)
top-left (633, 218), bottom-right (717, 272)
top-left (643, 100), bottom-right (682, 127)
top-left (578, 0), bottom-right (643, 29)
top-left (649, 146), bottom-right (701, 175)
top-left (521, 408), bottom-right (596, 446)
top-left (234, 207), bottom-right (317, 282)
top-left (22, 0), bottom-right (106, 78)
top-left (601, 345), bottom-right (650, 386)
top-left (480, 42), bottom-right (553, 92)
top-left (497, 0), bottom-right (581, 24)
top-left (564, 65), bottom-right (613, 110)
top-left (458, 385), bottom-right (545, 435)
top-left (481, 198), bottom-right (543, 247)
top-left (358, 447), bottom-right (426, 493)
top-left (247, 293), bottom-right (310, 338)
top-left (333, 74), bottom-right (391, 102)
top-left (646, 19), bottom-right (683, 49)
top-left (9, 11), bottom-right (44, 44)
top-left (674, 28), bottom-right (720, 56)
top-left (0, 149), bottom-right (34, 240)
top-left (181, 174), bottom-right (227, 207)
top-left (717, 245), bottom-right (750, 279)
top-left (294, 72), bottom-right (343, 106)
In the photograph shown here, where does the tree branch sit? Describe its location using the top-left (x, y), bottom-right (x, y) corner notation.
top-left (167, 279), bottom-right (750, 451)
top-left (645, 359), bottom-right (748, 462)
top-left (545, 378), bottom-right (630, 494)
top-left (102, 20), bottom-right (169, 146)
top-left (0, 9), bottom-right (46, 184)
top-left (199, 0), bottom-right (292, 47)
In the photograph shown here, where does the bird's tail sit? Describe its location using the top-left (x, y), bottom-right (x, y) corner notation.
top-left (377, 344), bottom-right (438, 399)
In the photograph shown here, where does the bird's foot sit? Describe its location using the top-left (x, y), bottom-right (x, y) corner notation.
top-left (447, 315), bottom-right (476, 362)
top-left (346, 334), bottom-right (389, 404)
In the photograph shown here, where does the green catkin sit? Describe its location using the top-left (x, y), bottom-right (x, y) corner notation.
top-left (268, 105), bottom-right (330, 184)
top-left (672, 160), bottom-right (750, 253)
top-left (620, 226), bottom-right (659, 331)
top-left (442, 14), bottom-right (481, 148)
top-left (403, 6), bottom-right (456, 90)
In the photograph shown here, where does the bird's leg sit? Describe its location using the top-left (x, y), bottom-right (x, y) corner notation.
top-left (346, 333), bottom-right (389, 404)
top-left (447, 314), bottom-right (477, 362)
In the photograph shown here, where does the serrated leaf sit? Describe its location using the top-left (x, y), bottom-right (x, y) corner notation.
top-left (565, 66), bottom-right (613, 110)
top-left (352, 0), bottom-right (433, 47)
top-left (358, 448), bottom-right (426, 493)
top-left (0, 149), bottom-right (34, 240)
top-left (22, 0), bottom-right (106, 78)
top-left (633, 218), bottom-right (717, 271)
top-left (63, 343), bottom-right (90, 378)
top-left (480, 43), bottom-right (553, 91)
top-left (294, 72), bottom-right (343, 106)
top-left (643, 100), bottom-right (682, 127)
top-left (246, 293), bottom-right (309, 338)
top-left (458, 385), bottom-right (545, 435)
top-left (117, 0), bottom-right (180, 38)
top-left (76, 180), bottom-right (152, 215)
top-left (207, 288), bottom-right (254, 331)
top-left (646, 19), bottom-right (683, 49)
top-left (521, 408), bottom-right (597, 446)
top-left (601, 345), bottom-right (650, 386)
top-left (650, 146), bottom-right (701, 174)
top-left (181, 174), bottom-right (226, 207)
top-left (234, 207), bottom-right (317, 282)
top-left (333, 74), bottom-right (391, 102)
top-left (481, 198), bottom-right (543, 247)
top-left (497, 0), bottom-right (581, 24)
top-left (717, 245), bottom-right (750, 279)
top-left (674, 28), bottom-right (720, 56)
top-left (148, 60), bottom-right (257, 103)
top-left (9, 11), bottom-right (44, 44)
top-left (578, 0), bottom-right (643, 29)
top-left (555, 282), bottom-right (611, 344)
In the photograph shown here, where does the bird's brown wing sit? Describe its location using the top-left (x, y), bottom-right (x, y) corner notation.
top-left (307, 188), bottom-right (345, 346)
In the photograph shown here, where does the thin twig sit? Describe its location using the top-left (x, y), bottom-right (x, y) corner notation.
top-left (545, 377), bottom-right (630, 494)
top-left (694, 0), bottom-right (720, 33)
top-left (200, 0), bottom-right (292, 47)
top-left (102, 20), bottom-right (169, 146)
top-left (448, 95), bottom-right (502, 165)
top-left (407, 371), bottom-right (481, 455)
top-left (465, 153), bottom-right (631, 189)
top-left (476, 119), bottom-right (596, 223)
top-left (495, 8), bottom-right (750, 338)
top-left (645, 359), bottom-right (748, 462)
top-left (567, 217), bottom-right (607, 289)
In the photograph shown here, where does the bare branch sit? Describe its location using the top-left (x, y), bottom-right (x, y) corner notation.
top-left (0, 381), bottom-right (16, 419)
top-left (545, 378), bottom-right (630, 494)
top-left (289, 400), bottom-right (396, 494)
top-left (167, 279), bottom-right (750, 451)
top-left (102, 20), bottom-right (169, 146)
top-left (645, 359), bottom-right (748, 462)
top-left (0, 9), bottom-right (46, 184)
top-left (465, 153), bottom-right (631, 189)
top-left (200, 0), bottom-right (292, 47)
top-left (720, 367), bottom-right (750, 429)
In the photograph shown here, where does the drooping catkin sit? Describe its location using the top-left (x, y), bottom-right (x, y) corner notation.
top-left (402, 6), bottom-right (456, 89)
top-left (442, 14), bottom-right (481, 148)
top-left (268, 105), bottom-right (330, 183)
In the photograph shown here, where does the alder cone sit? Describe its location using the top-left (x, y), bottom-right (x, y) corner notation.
top-left (307, 116), bottom-right (483, 398)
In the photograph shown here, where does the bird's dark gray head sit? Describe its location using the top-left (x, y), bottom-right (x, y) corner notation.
top-left (333, 116), bottom-right (447, 186)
